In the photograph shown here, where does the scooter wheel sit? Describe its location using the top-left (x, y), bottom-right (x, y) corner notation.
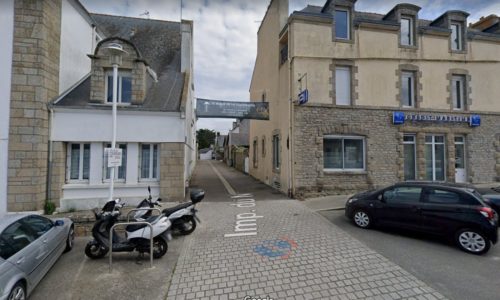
top-left (178, 217), bottom-right (196, 235)
top-left (153, 237), bottom-right (168, 258)
top-left (85, 241), bottom-right (108, 259)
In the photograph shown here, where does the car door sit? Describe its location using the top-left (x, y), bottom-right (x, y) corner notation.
top-left (20, 215), bottom-right (65, 287)
top-left (420, 188), bottom-right (475, 235)
top-left (0, 220), bottom-right (44, 287)
top-left (374, 186), bottom-right (424, 230)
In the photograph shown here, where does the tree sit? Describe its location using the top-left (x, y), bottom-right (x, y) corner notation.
top-left (196, 129), bottom-right (216, 150)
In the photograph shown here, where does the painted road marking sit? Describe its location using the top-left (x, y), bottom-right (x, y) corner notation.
top-left (208, 161), bottom-right (236, 196)
top-left (225, 194), bottom-right (263, 238)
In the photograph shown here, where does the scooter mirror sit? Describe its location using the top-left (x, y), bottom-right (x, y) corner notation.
top-left (157, 198), bottom-right (162, 202)
top-left (148, 186), bottom-right (151, 193)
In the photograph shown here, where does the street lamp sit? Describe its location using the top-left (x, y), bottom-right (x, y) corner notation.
top-left (102, 43), bottom-right (126, 201)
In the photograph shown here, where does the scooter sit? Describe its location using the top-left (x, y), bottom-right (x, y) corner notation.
top-left (133, 187), bottom-right (204, 235)
top-left (85, 198), bottom-right (172, 259)
top-left (162, 188), bottom-right (204, 235)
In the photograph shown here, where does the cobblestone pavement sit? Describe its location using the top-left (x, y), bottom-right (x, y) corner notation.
top-left (167, 162), bottom-right (446, 300)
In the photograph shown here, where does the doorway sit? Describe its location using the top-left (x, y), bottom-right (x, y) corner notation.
top-left (454, 136), bottom-right (466, 183)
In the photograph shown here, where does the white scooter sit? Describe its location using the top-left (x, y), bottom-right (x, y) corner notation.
top-left (85, 198), bottom-right (172, 259)
top-left (134, 187), bottom-right (204, 235)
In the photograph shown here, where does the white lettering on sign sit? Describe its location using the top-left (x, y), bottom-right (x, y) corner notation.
top-left (105, 148), bottom-right (122, 167)
top-left (224, 194), bottom-right (262, 238)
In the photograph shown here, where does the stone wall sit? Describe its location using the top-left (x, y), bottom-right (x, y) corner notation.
top-left (293, 104), bottom-right (500, 198)
top-left (160, 143), bottom-right (185, 201)
top-left (49, 141), bottom-right (66, 207)
top-left (8, 0), bottom-right (62, 211)
top-left (89, 40), bottom-right (146, 104)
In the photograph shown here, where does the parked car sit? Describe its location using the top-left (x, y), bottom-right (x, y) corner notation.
top-left (475, 186), bottom-right (500, 217)
top-left (345, 182), bottom-right (498, 255)
top-left (0, 214), bottom-right (74, 300)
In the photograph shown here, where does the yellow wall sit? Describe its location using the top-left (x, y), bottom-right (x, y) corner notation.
top-left (249, 0), bottom-right (291, 193)
top-left (289, 19), bottom-right (500, 112)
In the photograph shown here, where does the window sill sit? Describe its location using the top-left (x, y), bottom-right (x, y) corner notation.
top-left (334, 38), bottom-right (354, 44)
top-left (450, 50), bottom-right (467, 54)
top-left (399, 45), bottom-right (418, 50)
top-left (323, 170), bottom-right (367, 175)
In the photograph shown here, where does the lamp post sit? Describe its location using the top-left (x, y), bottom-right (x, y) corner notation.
top-left (102, 43), bottom-right (126, 201)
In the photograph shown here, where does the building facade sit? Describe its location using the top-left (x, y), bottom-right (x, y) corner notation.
top-left (0, 0), bottom-right (196, 213)
top-left (249, 0), bottom-right (500, 198)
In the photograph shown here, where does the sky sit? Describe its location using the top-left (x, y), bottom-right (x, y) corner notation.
top-left (81, 0), bottom-right (500, 134)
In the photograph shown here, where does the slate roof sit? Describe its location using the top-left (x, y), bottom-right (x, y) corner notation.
top-left (296, 4), bottom-right (500, 37)
top-left (54, 14), bottom-right (185, 112)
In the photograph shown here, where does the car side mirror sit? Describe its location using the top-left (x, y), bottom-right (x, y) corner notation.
top-left (377, 194), bottom-right (385, 202)
top-left (54, 220), bottom-right (64, 226)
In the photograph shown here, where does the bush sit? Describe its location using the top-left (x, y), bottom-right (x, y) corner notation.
top-left (44, 201), bottom-right (56, 215)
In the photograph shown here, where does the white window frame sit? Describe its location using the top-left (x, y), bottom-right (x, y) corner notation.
top-left (335, 66), bottom-right (351, 106)
top-left (452, 75), bottom-right (466, 110)
top-left (139, 144), bottom-right (160, 181)
top-left (401, 71), bottom-right (415, 107)
top-left (105, 71), bottom-right (132, 104)
top-left (403, 134), bottom-right (417, 181)
top-left (103, 143), bottom-right (127, 182)
top-left (400, 17), bottom-right (414, 46)
top-left (66, 143), bottom-right (90, 183)
top-left (323, 135), bottom-right (365, 172)
top-left (335, 9), bottom-right (350, 40)
top-left (425, 135), bottom-right (446, 181)
top-left (451, 23), bottom-right (462, 51)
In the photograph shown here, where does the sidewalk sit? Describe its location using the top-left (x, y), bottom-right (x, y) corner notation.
top-left (166, 197), bottom-right (445, 299)
top-left (302, 195), bottom-right (352, 212)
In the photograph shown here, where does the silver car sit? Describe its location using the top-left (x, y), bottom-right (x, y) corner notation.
top-left (0, 214), bottom-right (74, 300)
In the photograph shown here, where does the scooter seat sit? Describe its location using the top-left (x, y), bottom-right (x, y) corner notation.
top-left (126, 215), bottom-right (160, 232)
top-left (162, 203), bottom-right (192, 217)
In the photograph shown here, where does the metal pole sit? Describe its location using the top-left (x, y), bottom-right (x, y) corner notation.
top-left (108, 63), bottom-right (118, 201)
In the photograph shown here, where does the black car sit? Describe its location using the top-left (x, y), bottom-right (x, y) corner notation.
top-left (345, 182), bottom-right (498, 255)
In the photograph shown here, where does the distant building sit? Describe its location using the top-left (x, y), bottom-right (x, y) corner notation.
top-left (224, 120), bottom-right (250, 170)
top-left (250, 0), bottom-right (500, 198)
top-left (1, 0), bottom-right (196, 212)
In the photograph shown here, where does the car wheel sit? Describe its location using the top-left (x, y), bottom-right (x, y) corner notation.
top-left (8, 281), bottom-right (26, 300)
top-left (64, 226), bottom-right (75, 253)
top-left (455, 229), bottom-right (491, 255)
top-left (353, 210), bottom-right (372, 229)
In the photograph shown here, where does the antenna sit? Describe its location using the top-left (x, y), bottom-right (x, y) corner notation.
top-left (140, 11), bottom-right (150, 18)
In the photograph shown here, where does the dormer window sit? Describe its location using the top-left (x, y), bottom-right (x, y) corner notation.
top-left (106, 71), bottom-right (132, 104)
top-left (450, 22), bottom-right (463, 51)
top-left (335, 9), bottom-right (350, 40)
top-left (400, 16), bottom-right (414, 46)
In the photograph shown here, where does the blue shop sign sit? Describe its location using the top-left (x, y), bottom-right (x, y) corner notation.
top-left (298, 89), bottom-right (309, 105)
top-left (392, 112), bottom-right (481, 127)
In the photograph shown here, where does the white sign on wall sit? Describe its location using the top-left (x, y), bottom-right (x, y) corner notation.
top-left (105, 148), bottom-right (122, 167)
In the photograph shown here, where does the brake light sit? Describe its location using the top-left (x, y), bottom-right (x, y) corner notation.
top-left (478, 207), bottom-right (495, 220)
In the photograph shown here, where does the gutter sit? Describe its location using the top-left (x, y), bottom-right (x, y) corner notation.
top-left (46, 103), bottom-right (54, 209)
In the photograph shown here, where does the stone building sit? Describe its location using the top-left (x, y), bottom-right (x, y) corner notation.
top-left (0, 0), bottom-right (196, 213)
top-left (249, 0), bottom-right (500, 198)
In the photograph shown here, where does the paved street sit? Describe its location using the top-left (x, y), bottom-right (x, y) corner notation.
top-left (320, 210), bottom-right (500, 300)
top-left (29, 236), bottom-right (185, 300)
top-left (166, 161), bottom-right (444, 300)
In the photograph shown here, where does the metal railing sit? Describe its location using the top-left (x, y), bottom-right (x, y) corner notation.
top-left (109, 221), bottom-right (153, 272)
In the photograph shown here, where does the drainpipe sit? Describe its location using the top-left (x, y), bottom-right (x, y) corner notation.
top-left (287, 27), bottom-right (294, 199)
top-left (46, 104), bottom-right (54, 208)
